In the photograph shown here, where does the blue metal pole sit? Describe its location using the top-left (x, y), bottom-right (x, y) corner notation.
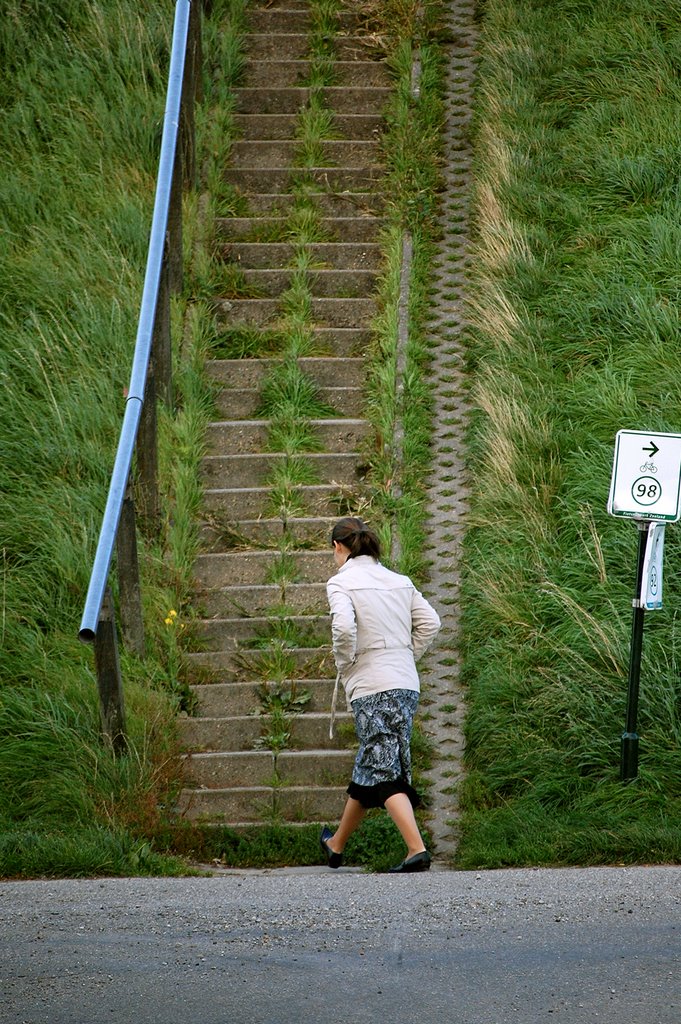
top-left (79, 1), bottom-right (191, 643)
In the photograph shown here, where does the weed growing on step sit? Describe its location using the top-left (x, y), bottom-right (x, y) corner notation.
top-left (210, 325), bottom-right (286, 360)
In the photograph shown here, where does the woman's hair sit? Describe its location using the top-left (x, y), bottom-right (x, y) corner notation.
top-left (331, 517), bottom-right (381, 561)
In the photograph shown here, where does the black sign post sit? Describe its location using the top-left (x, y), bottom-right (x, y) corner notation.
top-left (620, 521), bottom-right (648, 782)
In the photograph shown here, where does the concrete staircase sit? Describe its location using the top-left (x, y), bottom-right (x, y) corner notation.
top-left (177, 0), bottom-right (390, 828)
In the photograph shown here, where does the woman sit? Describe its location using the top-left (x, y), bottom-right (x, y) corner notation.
top-left (320, 517), bottom-right (441, 873)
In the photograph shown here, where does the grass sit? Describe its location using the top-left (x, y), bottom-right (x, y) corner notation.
top-left (162, 813), bottom-right (430, 872)
top-left (0, 0), bottom-right (254, 878)
top-left (458, 0), bottom-right (681, 867)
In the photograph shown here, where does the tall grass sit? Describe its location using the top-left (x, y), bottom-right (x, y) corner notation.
top-left (0, 0), bottom-right (247, 876)
top-left (460, 0), bottom-right (681, 866)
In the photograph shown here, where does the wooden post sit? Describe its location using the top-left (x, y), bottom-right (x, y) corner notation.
top-left (153, 241), bottom-right (173, 409)
top-left (167, 143), bottom-right (183, 294)
top-left (93, 588), bottom-right (127, 753)
top-left (181, 1), bottom-right (201, 187)
top-left (115, 483), bottom-right (146, 658)
top-left (137, 368), bottom-right (160, 532)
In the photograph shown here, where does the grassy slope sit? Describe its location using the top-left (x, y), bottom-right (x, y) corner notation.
top-left (0, 0), bottom-right (441, 875)
top-left (0, 0), bottom-right (200, 877)
top-left (460, 0), bottom-right (681, 866)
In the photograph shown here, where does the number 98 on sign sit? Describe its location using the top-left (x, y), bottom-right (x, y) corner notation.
top-left (631, 477), bottom-right (661, 507)
top-left (608, 430), bottom-right (681, 522)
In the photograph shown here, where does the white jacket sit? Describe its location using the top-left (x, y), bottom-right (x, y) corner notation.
top-left (326, 556), bottom-right (441, 707)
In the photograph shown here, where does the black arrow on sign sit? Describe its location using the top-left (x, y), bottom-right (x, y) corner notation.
top-left (642, 441), bottom-right (660, 457)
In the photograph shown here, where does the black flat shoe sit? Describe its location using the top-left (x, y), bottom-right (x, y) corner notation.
top-left (320, 827), bottom-right (343, 869)
top-left (388, 850), bottom-right (431, 873)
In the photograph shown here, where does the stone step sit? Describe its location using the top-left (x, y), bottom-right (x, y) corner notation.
top-left (237, 192), bottom-right (385, 216)
top-left (198, 516), bottom-right (337, 552)
top-left (193, 549), bottom-right (334, 588)
top-left (220, 242), bottom-right (383, 270)
top-left (214, 326), bottom-right (372, 358)
top-left (233, 113), bottom-right (384, 141)
top-left (245, 10), bottom-right (312, 33)
top-left (195, 583), bottom-right (327, 619)
top-left (176, 784), bottom-right (347, 824)
top-left (230, 267), bottom-right (377, 299)
top-left (207, 357), bottom-right (365, 389)
top-left (243, 60), bottom-right (389, 89)
top-left (224, 166), bottom-right (382, 193)
top-left (201, 451), bottom-right (367, 488)
top-left (212, 385), bottom-right (364, 420)
top-left (178, 712), bottom-right (349, 753)
top-left (310, 327), bottom-right (374, 356)
top-left (183, 749), bottom-right (354, 788)
top-left (233, 87), bottom-right (391, 115)
top-left (230, 139), bottom-right (381, 169)
top-left (205, 417), bottom-right (371, 455)
top-left (246, 9), bottom-right (368, 33)
top-left (184, 646), bottom-right (336, 684)
top-left (190, 678), bottom-right (334, 717)
top-left (217, 216), bottom-right (384, 243)
top-left (202, 483), bottom-right (353, 520)
top-left (184, 643), bottom-right (335, 684)
top-left (195, 614), bottom-right (329, 648)
top-left (247, 0), bottom-right (310, 11)
top-left (215, 297), bottom-right (377, 329)
top-left (244, 34), bottom-right (382, 61)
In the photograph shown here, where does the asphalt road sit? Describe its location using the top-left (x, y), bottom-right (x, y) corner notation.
top-left (1, 865), bottom-right (679, 1024)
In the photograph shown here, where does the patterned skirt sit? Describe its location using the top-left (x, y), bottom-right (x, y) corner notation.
top-left (347, 688), bottom-right (421, 809)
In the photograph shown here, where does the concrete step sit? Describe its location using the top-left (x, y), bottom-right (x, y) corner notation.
top-left (196, 583), bottom-right (327, 619)
top-left (190, 678), bottom-right (334, 717)
top-left (247, 0), bottom-right (311, 9)
top-left (217, 216), bottom-right (384, 243)
top-left (214, 326), bottom-right (372, 358)
top-left (205, 417), bottom-right (370, 455)
top-left (233, 87), bottom-right (392, 115)
top-left (178, 712), bottom-right (350, 753)
top-left (206, 357), bottom-right (365, 389)
top-left (230, 268), bottom-right (378, 299)
top-left (191, 675), bottom-right (331, 716)
top-left (233, 113), bottom-right (384, 141)
top-left (215, 297), bottom-right (377, 329)
top-left (176, 784), bottom-right (347, 824)
top-left (183, 748), bottom-right (354, 788)
top-left (243, 60), bottom-right (389, 89)
top-left (244, 34), bottom-right (383, 61)
top-left (220, 242), bottom-right (383, 270)
top-left (185, 646), bottom-right (335, 684)
top-left (224, 166), bottom-right (383, 193)
top-left (201, 451), bottom-right (367, 488)
top-left (193, 549), bottom-right (335, 588)
top-left (245, 9), bottom-right (370, 33)
top-left (245, 10), bottom-right (311, 33)
top-left (235, 192), bottom-right (385, 217)
top-left (230, 139), bottom-right (381, 169)
top-left (195, 614), bottom-right (328, 649)
top-left (203, 483), bottom-right (357, 520)
top-left (198, 516), bottom-right (337, 552)
top-left (211, 385), bottom-right (364, 420)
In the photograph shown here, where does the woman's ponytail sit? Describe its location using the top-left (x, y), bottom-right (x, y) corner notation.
top-left (331, 517), bottom-right (381, 560)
